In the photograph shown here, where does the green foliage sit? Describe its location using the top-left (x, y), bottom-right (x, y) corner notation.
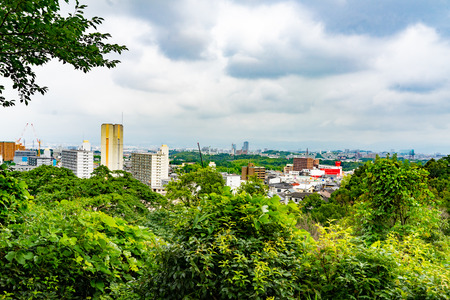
top-left (171, 151), bottom-right (291, 173)
top-left (353, 155), bottom-right (439, 241)
top-left (378, 233), bottom-right (450, 298)
top-left (236, 175), bottom-right (268, 196)
top-left (301, 225), bottom-right (399, 299)
top-left (425, 155), bottom-right (450, 217)
top-left (16, 164), bottom-right (79, 197)
top-left (299, 193), bottom-right (346, 225)
top-left (139, 190), bottom-right (314, 299)
top-left (0, 187), bottom-right (158, 298)
top-left (0, 0), bottom-right (127, 107)
top-left (165, 167), bottom-right (225, 206)
top-left (3, 156), bottom-right (450, 299)
top-left (0, 164), bottom-right (31, 224)
top-left (320, 160), bottom-right (366, 172)
top-left (15, 165), bottom-right (167, 223)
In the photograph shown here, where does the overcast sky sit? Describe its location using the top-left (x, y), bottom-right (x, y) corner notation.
top-left (1, 0), bottom-right (450, 153)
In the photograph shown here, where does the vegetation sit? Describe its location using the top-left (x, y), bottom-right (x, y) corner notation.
top-left (171, 152), bottom-right (290, 173)
top-left (165, 167), bottom-right (225, 206)
top-left (236, 175), bottom-right (268, 196)
top-left (1, 155), bottom-right (450, 299)
top-left (0, 0), bottom-right (127, 107)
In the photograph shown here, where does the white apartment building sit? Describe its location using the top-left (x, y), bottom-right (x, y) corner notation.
top-left (221, 173), bottom-right (242, 192)
top-left (61, 140), bottom-right (94, 179)
top-left (131, 145), bottom-right (169, 191)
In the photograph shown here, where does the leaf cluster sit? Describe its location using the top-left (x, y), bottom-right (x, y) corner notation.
top-left (165, 167), bottom-right (225, 206)
top-left (139, 191), bottom-right (313, 299)
top-left (0, 0), bottom-right (127, 106)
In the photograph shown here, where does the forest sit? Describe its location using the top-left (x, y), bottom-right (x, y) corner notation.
top-left (1, 155), bottom-right (450, 299)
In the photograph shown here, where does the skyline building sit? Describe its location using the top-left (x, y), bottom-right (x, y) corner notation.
top-left (242, 141), bottom-right (249, 154)
top-left (231, 143), bottom-right (236, 155)
top-left (61, 140), bottom-right (94, 179)
top-left (131, 145), bottom-right (169, 192)
top-left (101, 123), bottom-right (123, 171)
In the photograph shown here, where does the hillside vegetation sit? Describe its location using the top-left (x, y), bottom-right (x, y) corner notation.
top-left (0, 155), bottom-right (449, 299)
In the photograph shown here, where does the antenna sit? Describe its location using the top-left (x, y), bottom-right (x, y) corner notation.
top-left (121, 112), bottom-right (124, 125)
top-left (197, 142), bottom-right (204, 168)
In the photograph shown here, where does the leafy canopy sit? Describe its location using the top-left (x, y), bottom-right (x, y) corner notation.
top-left (352, 155), bottom-right (439, 241)
top-left (0, 0), bottom-right (127, 107)
top-left (165, 167), bottom-right (225, 206)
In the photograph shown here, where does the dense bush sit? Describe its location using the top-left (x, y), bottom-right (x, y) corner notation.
top-left (0, 199), bottom-right (158, 299)
top-left (139, 190), bottom-right (315, 299)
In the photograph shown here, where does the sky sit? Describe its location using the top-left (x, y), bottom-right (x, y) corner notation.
top-left (1, 0), bottom-right (450, 153)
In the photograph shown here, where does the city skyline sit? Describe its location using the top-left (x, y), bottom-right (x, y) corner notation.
top-left (1, 1), bottom-right (450, 154)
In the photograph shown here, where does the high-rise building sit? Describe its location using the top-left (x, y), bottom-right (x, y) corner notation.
top-left (242, 141), bottom-right (249, 154)
top-left (131, 145), bottom-right (169, 191)
top-left (231, 144), bottom-right (237, 155)
top-left (101, 123), bottom-right (123, 171)
top-left (61, 140), bottom-right (94, 179)
top-left (241, 162), bottom-right (265, 181)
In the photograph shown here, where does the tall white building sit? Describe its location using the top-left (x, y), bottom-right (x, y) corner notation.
top-left (101, 123), bottom-right (123, 171)
top-left (61, 140), bottom-right (94, 179)
top-left (131, 145), bottom-right (169, 191)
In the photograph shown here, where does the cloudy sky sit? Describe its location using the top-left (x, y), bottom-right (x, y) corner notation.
top-left (2, 0), bottom-right (450, 153)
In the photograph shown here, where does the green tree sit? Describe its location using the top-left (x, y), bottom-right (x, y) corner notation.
top-left (0, 164), bottom-right (31, 224)
top-left (165, 167), bottom-right (225, 206)
top-left (138, 190), bottom-right (313, 299)
top-left (298, 193), bottom-right (346, 225)
top-left (0, 198), bottom-right (157, 299)
top-left (236, 175), bottom-right (268, 196)
top-left (0, 0), bottom-right (127, 107)
top-left (424, 155), bottom-right (450, 218)
top-left (354, 155), bottom-right (438, 240)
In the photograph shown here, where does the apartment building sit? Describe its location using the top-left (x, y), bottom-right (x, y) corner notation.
top-left (61, 140), bottom-right (94, 179)
top-left (131, 145), bottom-right (169, 191)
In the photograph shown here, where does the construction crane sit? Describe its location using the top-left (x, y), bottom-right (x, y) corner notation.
top-left (16, 123), bottom-right (41, 156)
top-left (30, 123), bottom-right (41, 156)
top-left (16, 123), bottom-right (29, 147)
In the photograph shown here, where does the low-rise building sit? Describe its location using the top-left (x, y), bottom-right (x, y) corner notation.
top-left (241, 163), bottom-right (265, 180)
top-left (222, 173), bottom-right (241, 192)
top-left (13, 150), bottom-right (37, 165)
top-left (28, 156), bottom-right (53, 167)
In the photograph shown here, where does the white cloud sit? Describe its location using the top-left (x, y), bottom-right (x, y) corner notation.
top-left (2, 0), bottom-right (450, 153)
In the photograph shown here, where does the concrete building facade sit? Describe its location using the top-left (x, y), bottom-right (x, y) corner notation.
top-left (101, 123), bottom-right (123, 171)
top-left (293, 157), bottom-right (319, 171)
top-left (222, 173), bottom-right (242, 192)
top-left (28, 156), bottom-right (53, 167)
top-left (0, 141), bottom-right (25, 162)
top-left (13, 150), bottom-right (37, 165)
top-left (131, 145), bottom-right (169, 191)
top-left (61, 141), bottom-right (94, 179)
top-left (241, 163), bottom-right (266, 180)
top-left (61, 149), bottom-right (94, 179)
